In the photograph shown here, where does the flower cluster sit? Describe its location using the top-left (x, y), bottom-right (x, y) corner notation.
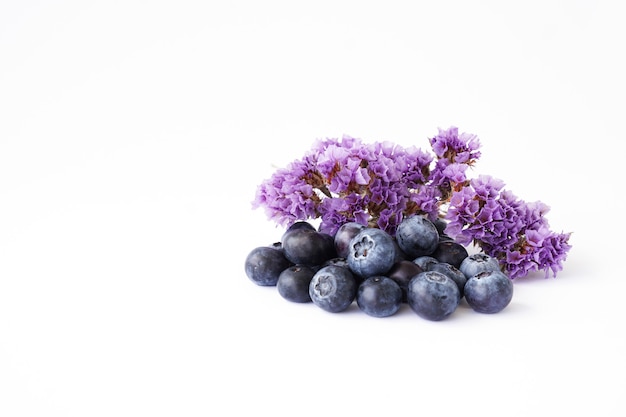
top-left (445, 175), bottom-right (572, 278)
top-left (429, 127), bottom-right (481, 197)
top-left (253, 127), bottom-right (479, 236)
top-left (252, 126), bottom-right (572, 278)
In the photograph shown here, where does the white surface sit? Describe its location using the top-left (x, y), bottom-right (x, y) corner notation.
top-left (1, 1), bottom-right (623, 416)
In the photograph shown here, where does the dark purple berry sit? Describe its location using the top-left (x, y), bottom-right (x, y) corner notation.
top-left (334, 222), bottom-right (366, 258)
top-left (357, 276), bottom-right (402, 318)
top-left (320, 257), bottom-right (351, 270)
top-left (464, 270), bottom-right (513, 314)
top-left (387, 260), bottom-right (424, 303)
top-left (309, 265), bottom-right (357, 313)
top-left (407, 271), bottom-right (460, 321)
top-left (395, 215), bottom-right (440, 259)
top-left (459, 253), bottom-right (501, 279)
top-left (347, 228), bottom-right (397, 278)
top-left (433, 218), bottom-right (448, 235)
top-left (245, 246), bottom-right (293, 286)
top-left (428, 262), bottom-right (467, 297)
top-left (281, 228), bottom-right (337, 266)
top-left (431, 240), bottom-right (468, 269)
top-left (285, 221), bottom-right (316, 233)
top-left (277, 265), bottom-right (316, 303)
top-left (413, 256), bottom-right (439, 271)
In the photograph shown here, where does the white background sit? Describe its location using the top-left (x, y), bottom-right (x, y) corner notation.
top-left (1, 1), bottom-right (624, 416)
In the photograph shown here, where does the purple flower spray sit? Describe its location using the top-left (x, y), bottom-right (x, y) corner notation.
top-left (253, 127), bottom-right (571, 278)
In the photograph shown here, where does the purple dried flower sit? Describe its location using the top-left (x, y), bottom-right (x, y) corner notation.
top-left (444, 174), bottom-right (572, 278)
top-left (429, 126), bottom-right (481, 164)
top-left (252, 127), bottom-right (571, 278)
top-left (408, 184), bottom-right (441, 221)
top-left (252, 159), bottom-right (320, 227)
top-left (253, 133), bottom-right (443, 235)
top-left (428, 126), bottom-right (481, 199)
top-left (430, 160), bottom-right (469, 188)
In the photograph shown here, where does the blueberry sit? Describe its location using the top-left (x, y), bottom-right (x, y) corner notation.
top-left (357, 276), bottom-right (402, 318)
top-left (244, 246), bottom-right (293, 286)
top-left (464, 269), bottom-right (513, 314)
top-left (395, 215), bottom-right (440, 259)
top-left (285, 221), bottom-right (316, 232)
top-left (427, 262), bottom-right (467, 297)
top-left (459, 253), bottom-right (501, 279)
top-left (319, 232), bottom-right (338, 257)
top-left (320, 257), bottom-right (350, 270)
top-left (334, 222), bottom-right (366, 258)
top-left (346, 228), bottom-right (397, 278)
top-left (438, 234), bottom-right (454, 242)
top-left (413, 255), bottom-right (439, 271)
top-left (281, 228), bottom-right (337, 266)
top-left (407, 271), bottom-right (460, 321)
top-left (277, 265), bottom-right (316, 303)
top-left (309, 265), bottom-right (357, 313)
top-left (433, 218), bottom-right (448, 236)
top-left (392, 239), bottom-right (410, 262)
top-left (431, 240), bottom-right (469, 269)
top-left (387, 260), bottom-right (424, 303)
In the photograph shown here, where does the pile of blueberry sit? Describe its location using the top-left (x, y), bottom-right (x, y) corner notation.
top-left (244, 215), bottom-right (513, 321)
